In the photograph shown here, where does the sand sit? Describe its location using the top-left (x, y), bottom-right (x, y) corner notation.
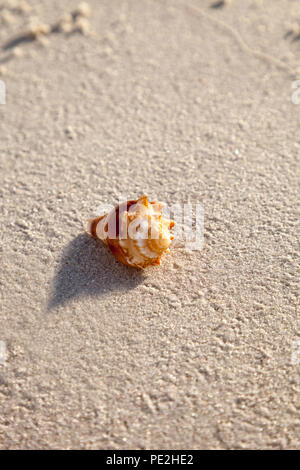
top-left (0, 0), bottom-right (299, 449)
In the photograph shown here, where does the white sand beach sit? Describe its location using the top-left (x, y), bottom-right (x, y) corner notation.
top-left (0, 0), bottom-right (299, 449)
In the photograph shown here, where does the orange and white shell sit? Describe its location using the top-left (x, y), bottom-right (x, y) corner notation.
top-left (86, 195), bottom-right (175, 268)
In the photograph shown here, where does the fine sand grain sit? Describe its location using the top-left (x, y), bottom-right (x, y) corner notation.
top-left (0, 0), bottom-right (299, 449)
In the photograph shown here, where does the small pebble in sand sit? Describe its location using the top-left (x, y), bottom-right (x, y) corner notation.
top-left (73, 2), bottom-right (92, 19)
top-left (12, 46), bottom-right (23, 57)
top-left (54, 5), bottom-right (92, 35)
top-left (72, 17), bottom-right (91, 35)
top-left (287, 23), bottom-right (300, 38)
top-left (55, 13), bottom-right (73, 33)
top-left (28, 23), bottom-right (51, 39)
top-left (65, 126), bottom-right (76, 139)
top-left (289, 23), bottom-right (300, 34)
top-left (59, 21), bottom-right (73, 34)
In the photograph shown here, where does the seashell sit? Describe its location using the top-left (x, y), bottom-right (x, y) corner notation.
top-left (86, 195), bottom-right (175, 268)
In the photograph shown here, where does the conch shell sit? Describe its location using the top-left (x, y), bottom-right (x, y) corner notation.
top-left (86, 195), bottom-right (175, 268)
